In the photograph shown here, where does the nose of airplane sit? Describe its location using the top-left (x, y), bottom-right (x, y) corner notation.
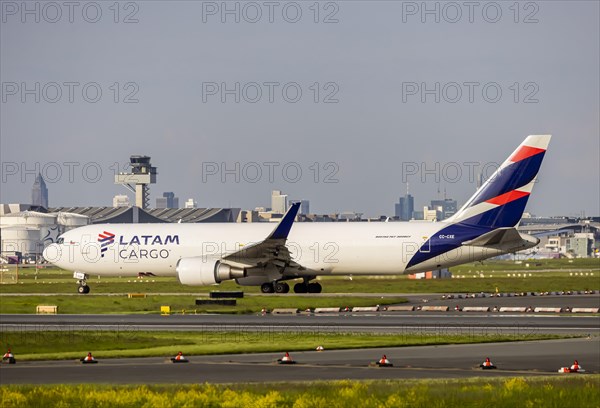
top-left (42, 243), bottom-right (61, 265)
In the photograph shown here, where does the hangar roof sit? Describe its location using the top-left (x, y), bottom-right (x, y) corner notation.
top-left (48, 207), bottom-right (240, 223)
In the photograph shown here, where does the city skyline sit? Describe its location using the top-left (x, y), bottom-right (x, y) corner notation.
top-left (15, 175), bottom-right (597, 220)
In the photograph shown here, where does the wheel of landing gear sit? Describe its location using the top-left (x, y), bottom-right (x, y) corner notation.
top-left (308, 282), bottom-right (322, 293)
top-left (261, 282), bottom-right (275, 294)
top-left (78, 286), bottom-right (86, 294)
top-left (83, 285), bottom-right (90, 294)
top-left (274, 282), bottom-right (289, 294)
top-left (293, 283), bottom-right (308, 293)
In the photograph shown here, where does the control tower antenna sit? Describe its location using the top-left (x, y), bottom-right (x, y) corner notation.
top-left (114, 155), bottom-right (157, 209)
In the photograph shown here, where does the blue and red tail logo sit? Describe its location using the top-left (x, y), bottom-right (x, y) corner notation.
top-left (407, 135), bottom-right (550, 270)
top-left (454, 139), bottom-right (549, 229)
top-left (98, 231), bottom-right (115, 257)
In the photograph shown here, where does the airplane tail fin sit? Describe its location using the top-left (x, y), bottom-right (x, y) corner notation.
top-left (447, 135), bottom-right (551, 229)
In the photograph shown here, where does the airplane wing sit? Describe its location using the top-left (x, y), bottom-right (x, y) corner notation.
top-left (221, 202), bottom-right (304, 271)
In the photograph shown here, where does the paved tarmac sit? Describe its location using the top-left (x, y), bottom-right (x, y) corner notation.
top-left (1, 338), bottom-right (597, 385)
top-left (2, 309), bottom-right (599, 335)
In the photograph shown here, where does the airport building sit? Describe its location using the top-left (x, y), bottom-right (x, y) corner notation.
top-left (566, 233), bottom-right (595, 258)
top-left (0, 205), bottom-right (89, 262)
top-left (302, 214), bottom-right (339, 222)
top-left (113, 195), bottom-right (130, 207)
top-left (516, 219), bottom-right (600, 258)
top-left (236, 210), bottom-right (261, 223)
top-left (48, 206), bottom-right (239, 224)
top-left (184, 198), bottom-right (198, 209)
top-left (430, 198), bottom-right (458, 220)
top-left (423, 207), bottom-right (441, 222)
top-left (0, 203), bottom-right (240, 261)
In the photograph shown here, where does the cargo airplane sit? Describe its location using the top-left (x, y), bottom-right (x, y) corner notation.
top-left (44, 135), bottom-right (550, 294)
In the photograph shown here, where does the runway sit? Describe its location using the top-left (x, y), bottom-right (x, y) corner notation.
top-left (1, 338), bottom-right (597, 385)
top-left (2, 311), bottom-right (599, 335)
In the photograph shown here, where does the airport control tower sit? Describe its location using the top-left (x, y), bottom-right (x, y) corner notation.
top-left (114, 156), bottom-right (157, 209)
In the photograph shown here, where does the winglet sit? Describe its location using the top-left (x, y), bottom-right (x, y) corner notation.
top-left (268, 202), bottom-right (301, 240)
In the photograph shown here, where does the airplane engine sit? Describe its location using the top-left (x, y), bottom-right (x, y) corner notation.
top-left (176, 257), bottom-right (246, 286)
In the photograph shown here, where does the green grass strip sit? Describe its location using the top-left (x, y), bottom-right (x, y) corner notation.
top-left (0, 330), bottom-right (572, 361)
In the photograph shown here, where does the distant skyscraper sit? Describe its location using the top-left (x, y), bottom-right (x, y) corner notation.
top-left (395, 188), bottom-right (414, 221)
top-left (156, 192), bottom-right (178, 209)
top-left (394, 183), bottom-right (414, 221)
top-left (31, 173), bottom-right (48, 208)
top-left (412, 210), bottom-right (424, 220)
top-left (401, 195), bottom-right (414, 220)
top-left (300, 200), bottom-right (309, 215)
top-left (271, 190), bottom-right (288, 214)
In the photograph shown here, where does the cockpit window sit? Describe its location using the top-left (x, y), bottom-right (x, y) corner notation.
top-left (57, 237), bottom-right (64, 244)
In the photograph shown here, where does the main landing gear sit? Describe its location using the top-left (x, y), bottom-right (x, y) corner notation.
top-left (293, 281), bottom-right (322, 294)
top-left (260, 279), bottom-right (322, 294)
top-left (74, 272), bottom-right (90, 294)
top-left (261, 281), bottom-right (290, 294)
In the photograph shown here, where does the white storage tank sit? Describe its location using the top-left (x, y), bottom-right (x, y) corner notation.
top-left (0, 226), bottom-right (43, 255)
top-left (0, 211), bottom-right (62, 250)
top-left (0, 211), bottom-right (57, 227)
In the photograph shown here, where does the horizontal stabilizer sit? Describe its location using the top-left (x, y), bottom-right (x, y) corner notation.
top-left (462, 228), bottom-right (523, 247)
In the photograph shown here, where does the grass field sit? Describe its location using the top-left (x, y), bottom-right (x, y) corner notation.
top-left (0, 330), bottom-right (569, 361)
top-left (0, 294), bottom-right (406, 314)
top-left (2, 274), bottom-right (598, 296)
top-left (1, 377), bottom-right (598, 407)
top-left (1, 258), bottom-right (598, 296)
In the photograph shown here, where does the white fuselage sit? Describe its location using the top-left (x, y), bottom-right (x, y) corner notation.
top-left (43, 221), bottom-right (513, 278)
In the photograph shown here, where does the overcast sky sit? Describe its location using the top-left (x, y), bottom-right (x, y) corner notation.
top-left (1, 1), bottom-right (598, 217)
